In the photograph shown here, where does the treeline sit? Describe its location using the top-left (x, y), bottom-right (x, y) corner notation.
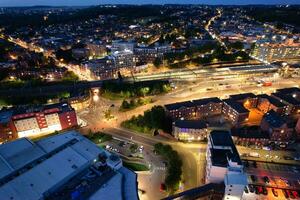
top-left (246, 6), bottom-right (300, 32)
top-left (121, 105), bottom-right (172, 134)
top-left (154, 143), bottom-right (183, 192)
top-left (162, 45), bottom-right (249, 69)
top-left (101, 80), bottom-right (171, 99)
top-left (0, 5), bottom-right (164, 31)
top-left (0, 91), bottom-right (70, 106)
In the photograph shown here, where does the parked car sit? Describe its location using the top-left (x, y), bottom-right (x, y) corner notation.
top-left (292, 190), bottom-right (299, 198)
top-left (250, 175), bottom-right (257, 182)
top-left (283, 190), bottom-right (289, 198)
top-left (244, 186), bottom-right (249, 193)
top-left (160, 183), bottom-right (166, 192)
top-left (263, 176), bottom-right (270, 184)
top-left (253, 161), bottom-right (257, 168)
top-left (272, 188), bottom-right (278, 197)
top-left (254, 186), bottom-right (259, 194)
top-left (248, 185), bottom-right (255, 193)
top-left (262, 186), bottom-right (268, 195)
top-left (289, 190), bottom-right (296, 199)
top-left (284, 156), bottom-right (294, 160)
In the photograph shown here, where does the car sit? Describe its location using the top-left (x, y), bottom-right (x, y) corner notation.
top-left (272, 188), bottom-right (278, 197)
top-left (138, 189), bottom-right (146, 195)
top-left (284, 156), bottom-right (294, 160)
top-left (248, 185), bottom-right (255, 193)
top-left (160, 183), bottom-right (166, 192)
top-left (257, 186), bottom-right (263, 194)
top-left (292, 190), bottom-right (299, 198)
top-left (262, 187), bottom-right (268, 195)
top-left (253, 161), bottom-right (257, 168)
top-left (245, 162), bottom-right (249, 167)
top-left (289, 190), bottom-right (296, 199)
top-left (283, 190), bottom-right (289, 199)
top-left (244, 186), bottom-right (249, 193)
top-left (250, 175), bottom-right (257, 182)
top-left (254, 186), bottom-right (259, 194)
top-left (263, 176), bottom-right (270, 183)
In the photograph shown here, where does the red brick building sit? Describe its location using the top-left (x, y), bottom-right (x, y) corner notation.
top-left (0, 103), bottom-right (77, 143)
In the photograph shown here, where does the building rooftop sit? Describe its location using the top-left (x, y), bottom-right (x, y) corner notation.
top-left (209, 130), bottom-right (242, 166)
top-left (257, 94), bottom-right (286, 108)
top-left (192, 97), bottom-right (222, 106)
top-left (211, 148), bottom-right (232, 167)
top-left (0, 137), bottom-right (46, 180)
top-left (223, 99), bottom-right (249, 114)
top-left (10, 102), bottom-right (74, 118)
top-left (229, 93), bottom-right (257, 101)
top-left (263, 110), bottom-right (286, 128)
top-left (272, 92), bottom-right (300, 106)
top-left (276, 87), bottom-right (300, 95)
top-left (174, 120), bottom-right (207, 129)
top-left (0, 131), bottom-right (138, 200)
top-left (165, 101), bottom-right (195, 111)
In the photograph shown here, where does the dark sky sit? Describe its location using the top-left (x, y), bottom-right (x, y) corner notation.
top-left (0, 0), bottom-right (299, 7)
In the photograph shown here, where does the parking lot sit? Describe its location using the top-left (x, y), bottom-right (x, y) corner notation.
top-left (242, 159), bottom-right (300, 199)
top-left (243, 186), bottom-right (300, 200)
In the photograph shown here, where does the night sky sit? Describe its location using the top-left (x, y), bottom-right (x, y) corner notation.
top-left (0, 0), bottom-right (299, 7)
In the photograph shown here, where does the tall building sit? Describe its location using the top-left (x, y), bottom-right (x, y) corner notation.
top-left (0, 131), bottom-right (138, 200)
top-left (206, 130), bottom-right (247, 200)
top-left (0, 103), bottom-right (78, 142)
top-left (111, 40), bottom-right (135, 53)
top-left (251, 39), bottom-right (300, 63)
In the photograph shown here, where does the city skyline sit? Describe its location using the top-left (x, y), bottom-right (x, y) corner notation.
top-left (0, 3), bottom-right (299, 200)
top-left (1, 0), bottom-right (300, 7)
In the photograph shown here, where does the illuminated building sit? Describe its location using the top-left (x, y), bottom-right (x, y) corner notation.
top-left (193, 97), bottom-right (223, 118)
top-left (251, 39), bottom-right (300, 63)
top-left (229, 93), bottom-right (257, 109)
top-left (172, 120), bottom-right (208, 141)
top-left (272, 88), bottom-right (300, 116)
top-left (205, 130), bottom-right (247, 200)
top-left (222, 99), bottom-right (249, 127)
top-left (256, 94), bottom-right (286, 114)
top-left (165, 101), bottom-right (195, 120)
top-left (260, 110), bottom-right (293, 142)
top-left (133, 45), bottom-right (172, 64)
top-left (0, 103), bottom-right (78, 142)
top-left (165, 97), bottom-right (223, 120)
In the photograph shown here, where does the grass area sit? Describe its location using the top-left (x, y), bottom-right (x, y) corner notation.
top-left (123, 161), bottom-right (149, 171)
top-left (119, 97), bottom-right (154, 112)
top-left (121, 122), bottom-right (153, 135)
top-left (101, 80), bottom-right (171, 100)
top-left (101, 91), bottom-right (125, 100)
top-left (85, 132), bottom-right (113, 144)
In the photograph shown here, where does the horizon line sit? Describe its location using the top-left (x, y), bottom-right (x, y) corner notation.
top-left (1, 3), bottom-right (299, 8)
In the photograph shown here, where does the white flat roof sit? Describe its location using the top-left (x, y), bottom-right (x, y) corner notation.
top-left (89, 173), bottom-right (123, 200)
top-left (0, 131), bottom-right (104, 200)
top-left (0, 138), bottom-right (46, 179)
top-left (0, 147), bottom-right (89, 200)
